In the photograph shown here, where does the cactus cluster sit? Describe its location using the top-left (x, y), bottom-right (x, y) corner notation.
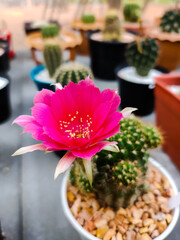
top-left (81, 14), bottom-right (96, 24)
top-left (102, 9), bottom-right (121, 41)
top-left (55, 62), bottom-right (93, 87)
top-left (41, 24), bottom-right (60, 38)
top-left (70, 116), bottom-right (163, 209)
top-left (160, 9), bottom-right (180, 33)
top-left (43, 44), bottom-right (62, 77)
top-left (126, 37), bottom-right (159, 76)
top-left (123, 3), bottom-right (141, 23)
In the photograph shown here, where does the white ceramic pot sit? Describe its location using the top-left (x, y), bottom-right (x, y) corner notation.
top-left (61, 157), bottom-right (179, 240)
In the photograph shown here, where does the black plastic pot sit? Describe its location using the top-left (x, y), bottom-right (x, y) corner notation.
top-left (87, 31), bottom-right (132, 80)
top-left (115, 65), bottom-right (168, 116)
top-left (0, 40), bottom-right (10, 73)
top-left (0, 73), bottom-right (11, 123)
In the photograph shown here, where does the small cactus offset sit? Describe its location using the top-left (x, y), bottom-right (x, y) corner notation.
top-left (55, 62), bottom-right (93, 87)
top-left (70, 116), bottom-right (163, 209)
top-left (160, 9), bottom-right (180, 33)
top-left (126, 37), bottom-right (159, 76)
top-left (43, 44), bottom-right (62, 77)
top-left (102, 9), bottom-right (121, 41)
top-left (81, 14), bottom-right (96, 24)
top-left (123, 3), bottom-right (141, 23)
top-left (41, 24), bottom-right (60, 38)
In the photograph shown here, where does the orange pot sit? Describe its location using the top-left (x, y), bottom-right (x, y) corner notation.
top-left (147, 28), bottom-right (180, 71)
top-left (155, 74), bottom-right (180, 169)
top-left (156, 40), bottom-right (180, 71)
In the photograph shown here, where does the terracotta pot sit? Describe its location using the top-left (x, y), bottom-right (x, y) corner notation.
top-left (156, 40), bottom-right (180, 71)
top-left (61, 157), bottom-right (179, 240)
top-left (155, 73), bottom-right (180, 169)
top-left (147, 28), bottom-right (180, 71)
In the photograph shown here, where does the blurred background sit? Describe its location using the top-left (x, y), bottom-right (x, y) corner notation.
top-left (0, 0), bottom-right (179, 240)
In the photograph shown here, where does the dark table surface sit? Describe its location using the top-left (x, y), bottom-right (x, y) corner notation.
top-left (0, 51), bottom-right (179, 240)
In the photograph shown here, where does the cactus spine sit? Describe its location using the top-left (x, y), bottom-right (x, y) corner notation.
top-left (123, 3), bottom-right (141, 22)
top-left (43, 44), bottom-right (62, 77)
top-left (160, 9), bottom-right (180, 33)
top-left (126, 37), bottom-right (159, 76)
top-left (55, 62), bottom-right (93, 87)
top-left (81, 14), bottom-right (96, 24)
top-left (70, 116), bottom-right (163, 209)
top-left (102, 9), bottom-right (121, 41)
top-left (41, 24), bottom-right (60, 39)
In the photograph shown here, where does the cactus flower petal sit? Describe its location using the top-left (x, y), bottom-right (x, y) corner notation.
top-left (54, 151), bottom-right (76, 179)
top-left (12, 144), bottom-right (47, 156)
top-left (71, 141), bottom-right (118, 160)
top-left (121, 107), bottom-right (137, 118)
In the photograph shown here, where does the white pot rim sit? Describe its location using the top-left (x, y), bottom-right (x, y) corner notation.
top-left (61, 157), bottom-right (179, 240)
top-left (117, 66), bottom-right (161, 85)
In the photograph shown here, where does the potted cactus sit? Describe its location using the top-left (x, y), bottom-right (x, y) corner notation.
top-left (30, 25), bottom-right (63, 91)
top-left (61, 116), bottom-right (179, 240)
top-left (71, 12), bottom-right (103, 56)
top-left (87, 9), bottom-right (135, 80)
top-left (55, 62), bottom-right (93, 87)
top-left (147, 7), bottom-right (180, 71)
top-left (12, 78), bottom-right (179, 240)
top-left (115, 36), bottom-right (163, 116)
top-left (81, 14), bottom-right (96, 24)
top-left (123, 3), bottom-right (141, 23)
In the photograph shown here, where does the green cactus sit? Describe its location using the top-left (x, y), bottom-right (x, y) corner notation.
top-left (126, 37), bottom-right (159, 76)
top-left (160, 9), bottom-right (180, 33)
top-left (123, 3), bottom-right (141, 23)
top-left (43, 43), bottom-right (62, 77)
top-left (55, 62), bottom-right (93, 87)
top-left (102, 9), bottom-right (121, 41)
top-left (69, 116), bottom-right (163, 209)
top-left (81, 14), bottom-right (96, 24)
top-left (41, 24), bottom-right (60, 38)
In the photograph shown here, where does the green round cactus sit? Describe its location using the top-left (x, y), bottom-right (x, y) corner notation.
top-left (123, 3), bottom-right (141, 22)
top-left (55, 62), bottom-right (93, 87)
top-left (41, 24), bottom-right (60, 38)
top-left (126, 37), bottom-right (159, 76)
top-left (160, 9), bottom-right (180, 33)
top-left (102, 9), bottom-right (121, 41)
top-left (112, 161), bottom-right (138, 186)
top-left (43, 43), bottom-right (62, 77)
top-left (81, 14), bottom-right (96, 24)
top-left (70, 116), bottom-right (163, 209)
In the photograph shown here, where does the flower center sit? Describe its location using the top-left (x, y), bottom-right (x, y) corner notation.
top-left (59, 111), bottom-right (93, 139)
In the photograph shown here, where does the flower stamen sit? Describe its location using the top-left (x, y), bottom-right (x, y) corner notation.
top-left (60, 112), bottom-right (93, 139)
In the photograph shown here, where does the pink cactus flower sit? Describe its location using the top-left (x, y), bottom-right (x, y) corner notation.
top-left (12, 77), bottom-right (135, 179)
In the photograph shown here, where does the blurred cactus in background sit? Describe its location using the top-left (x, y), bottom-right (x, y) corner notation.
top-left (102, 9), bottom-right (121, 41)
top-left (55, 62), bottom-right (93, 87)
top-left (81, 14), bottom-right (96, 24)
top-left (123, 3), bottom-right (141, 22)
top-left (43, 43), bottom-right (62, 77)
top-left (126, 37), bottom-right (159, 76)
top-left (160, 9), bottom-right (180, 33)
top-left (41, 24), bottom-right (60, 38)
